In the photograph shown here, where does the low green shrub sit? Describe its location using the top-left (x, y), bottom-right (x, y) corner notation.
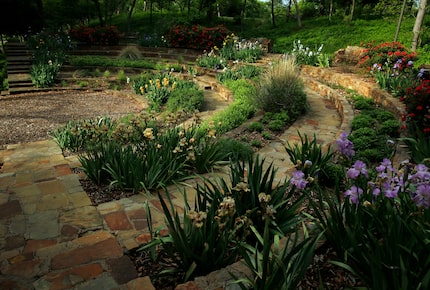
top-left (166, 87), bottom-right (203, 113)
top-left (267, 120), bottom-right (284, 131)
top-left (261, 131), bottom-right (273, 140)
top-left (350, 127), bottom-right (377, 140)
top-left (69, 55), bottom-right (157, 69)
top-left (256, 56), bottom-right (307, 120)
top-left (117, 70), bottom-right (127, 83)
top-left (379, 119), bottom-right (400, 137)
top-left (351, 114), bottom-right (377, 130)
top-left (376, 109), bottom-right (396, 122)
top-left (250, 139), bottom-right (262, 148)
top-left (353, 96), bottom-right (374, 110)
top-left (248, 122), bottom-right (264, 132)
top-left (205, 79), bottom-right (256, 134)
top-left (217, 137), bottom-right (254, 162)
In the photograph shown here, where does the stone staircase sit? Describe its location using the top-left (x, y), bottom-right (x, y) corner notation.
top-left (4, 41), bottom-right (35, 94)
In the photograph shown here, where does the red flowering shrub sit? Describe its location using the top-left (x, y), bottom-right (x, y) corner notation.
top-left (166, 25), bottom-right (230, 51)
top-left (400, 79), bottom-right (430, 135)
top-left (70, 25), bottom-right (120, 45)
top-left (358, 41), bottom-right (417, 70)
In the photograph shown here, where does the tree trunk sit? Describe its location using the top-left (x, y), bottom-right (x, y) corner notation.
top-left (329, 0), bottom-right (333, 22)
top-left (286, 0), bottom-right (291, 22)
top-left (187, 0), bottom-right (191, 18)
top-left (412, 0), bottom-right (427, 51)
top-left (271, 0), bottom-right (275, 27)
top-left (91, 0), bottom-right (104, 26)
top-left (349, 0), bottom-right (355, 23)
top-left (127, 0), bottom-right (137, 33)
top-left (394, 0), bottom-right (407, 42)
top-left (292, 0), bottom-right (301, 28)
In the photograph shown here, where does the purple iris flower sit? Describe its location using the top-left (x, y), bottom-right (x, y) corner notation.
top-left (347, 160), bottom-right (368, 179)
top-left (290, 170), bottom-right (308, 190)
top-left (412, 184), bottom-right (430, 208)
top-left (336, 132), bottom-right (355, 158)
top-left (344, 186), bottom-right (363, 204)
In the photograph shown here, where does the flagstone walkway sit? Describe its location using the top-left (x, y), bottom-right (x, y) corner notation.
top-left (0, 66), bottom-right (405, 289)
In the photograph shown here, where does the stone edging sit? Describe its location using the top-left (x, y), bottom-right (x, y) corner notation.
top-left (302, 75), bottom-right (354, 137)
top-left (301, 65), bottom-right (405, 120)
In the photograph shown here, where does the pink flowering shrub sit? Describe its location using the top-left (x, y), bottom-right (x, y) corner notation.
top-left (70, 25), bottom-right (120, 45)
top-left (166, 25), bottom-right (230, 51)
top-left (400, 79), bottom-right (430, 135)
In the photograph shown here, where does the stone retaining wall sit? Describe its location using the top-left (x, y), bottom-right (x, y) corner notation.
top-left (301, 65), bottom-right (405, 120)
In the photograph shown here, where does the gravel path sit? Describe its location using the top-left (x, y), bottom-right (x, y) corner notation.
top-left (0, 90), bottom-right (144, 146)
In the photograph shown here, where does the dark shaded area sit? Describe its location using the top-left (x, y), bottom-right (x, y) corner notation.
top-left (1, 0), bottom-right (44, 35)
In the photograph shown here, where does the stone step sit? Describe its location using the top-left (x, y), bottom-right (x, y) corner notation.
top-left (6, 61), bottom-right (31, 67)
top-left (7, 65), bottom-right (31, 71)
top-left (8, 81), bottom-right (33, 88)
top-left (5, 55), bottom-right (32, 61)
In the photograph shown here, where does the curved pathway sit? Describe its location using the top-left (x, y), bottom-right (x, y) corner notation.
top-left (0, 65), bottom-right (403, 289)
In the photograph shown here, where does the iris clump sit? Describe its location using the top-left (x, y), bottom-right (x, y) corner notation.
top-left (310, 132), bottom-right (430, 290)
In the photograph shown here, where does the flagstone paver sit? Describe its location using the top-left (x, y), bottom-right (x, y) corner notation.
top-left (0, 65), bottom-right (406, 289)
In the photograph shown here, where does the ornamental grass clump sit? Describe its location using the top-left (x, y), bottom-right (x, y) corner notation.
top-left (308, 132), bottom-right (430, 290)
top-left (256, 56), bottom-right (307, 120)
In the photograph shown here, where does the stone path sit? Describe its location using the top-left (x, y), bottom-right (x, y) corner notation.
top-left (0, 65), bottom-right (405, 289)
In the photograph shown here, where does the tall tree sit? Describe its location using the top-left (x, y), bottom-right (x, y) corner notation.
top-left (292, 0), bottom-right (301, 28)
top-left (91, 0), bottom-right (105, 26)
top-left (271, 0), bottom-right (275, 27)
top-left (329, 0), bottom-right (334, 22)
top-left (126, 0), bottom-right (138, 33)
top-left (394, 0), bottom-right (408, 42)
top-left (412, 0), bottom-right (427, 51)
top-left (349, 0), bottom-right (356, 22)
